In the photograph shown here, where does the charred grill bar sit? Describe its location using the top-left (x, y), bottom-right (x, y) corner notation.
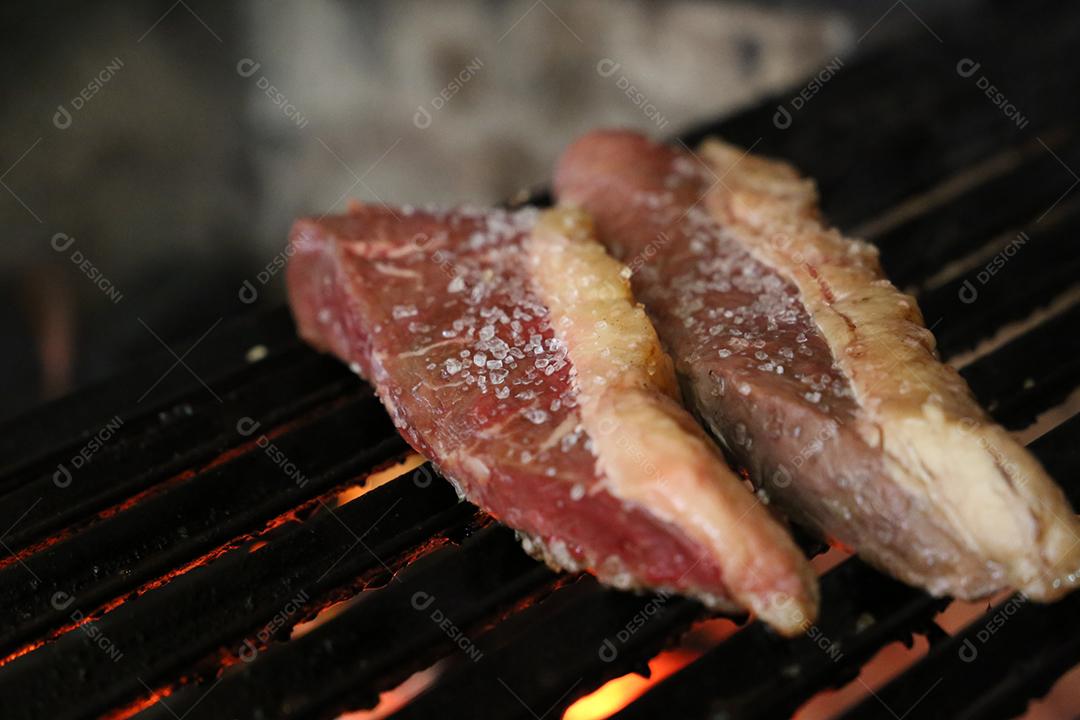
top-left (2, 1), bottom-right (1079, 718)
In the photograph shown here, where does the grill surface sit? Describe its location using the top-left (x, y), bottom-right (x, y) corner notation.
top-left (2, 2), bottom-right (1080, 718)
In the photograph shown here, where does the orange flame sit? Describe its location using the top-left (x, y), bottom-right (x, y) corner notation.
top-left (562, 651), bottom-right (696, 720)
top-left (335, 454), bottom-right (426, 506)
top-left (338, 663), bottom-right (445, 719)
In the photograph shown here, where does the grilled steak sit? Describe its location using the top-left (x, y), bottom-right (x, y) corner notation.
top-left (287, 204), bottom-right (817, 633)
top-left (555, 129), bottom-right (1080, 601)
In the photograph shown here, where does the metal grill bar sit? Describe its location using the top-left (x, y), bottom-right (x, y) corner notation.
top-left (679, 1), bottom-right (1080, 230)
top-left (614, 417), bottom-right (1080, 720)
top-left (390, 581), bottom-right (703, 720)
top-left (0, 468), bottom-right (468, 720)
top-left (0, 3), bottom-right (1077, 718)
top-left (0, 307), bottom-right (299, 483)
top-left (0, 391), bottom-right (407, 660)
top-left (0, 352), bottom-right (353, 554)
top-left (962, 303), bottom-right (1080, 431)
top-left (840, 416), bottom-right (1080, 720)
top-left (376, 331), bottom-right (1078, 720)
top-left (873, 136), bottom-right (1080, 289)
top-left (919, 205), bottom-right (1080, 358)
top-left (855, 594), bottom-right (1080, 720)
top-left (134, 526), bottom-right (556, 720)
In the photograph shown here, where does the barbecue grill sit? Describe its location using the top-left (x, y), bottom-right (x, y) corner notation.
top-left (2, 2), bottom-right (1079, 718)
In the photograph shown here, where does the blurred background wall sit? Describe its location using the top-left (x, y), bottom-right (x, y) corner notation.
top-left (0, 0), bottom-right (952, 418)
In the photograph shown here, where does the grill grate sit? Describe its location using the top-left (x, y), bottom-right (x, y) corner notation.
top-left (2, 2), bottom-right (1079, 718)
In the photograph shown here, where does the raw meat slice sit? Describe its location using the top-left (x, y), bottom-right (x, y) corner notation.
top-left (555, 129), bottom-right (1080, 601)
top-left (287, 203), bottom-right (818, 633)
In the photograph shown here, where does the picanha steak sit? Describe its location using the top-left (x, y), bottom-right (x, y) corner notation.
top-left (287, 203), bottom-right (817, 633)
top-left (555, 129), bottom-right (1080, 601)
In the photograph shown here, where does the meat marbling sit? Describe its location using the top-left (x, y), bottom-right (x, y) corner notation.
top-left (287, 203), bottom-right (817, 634)
top-left (555, 129), bottom-right (1080, 602)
